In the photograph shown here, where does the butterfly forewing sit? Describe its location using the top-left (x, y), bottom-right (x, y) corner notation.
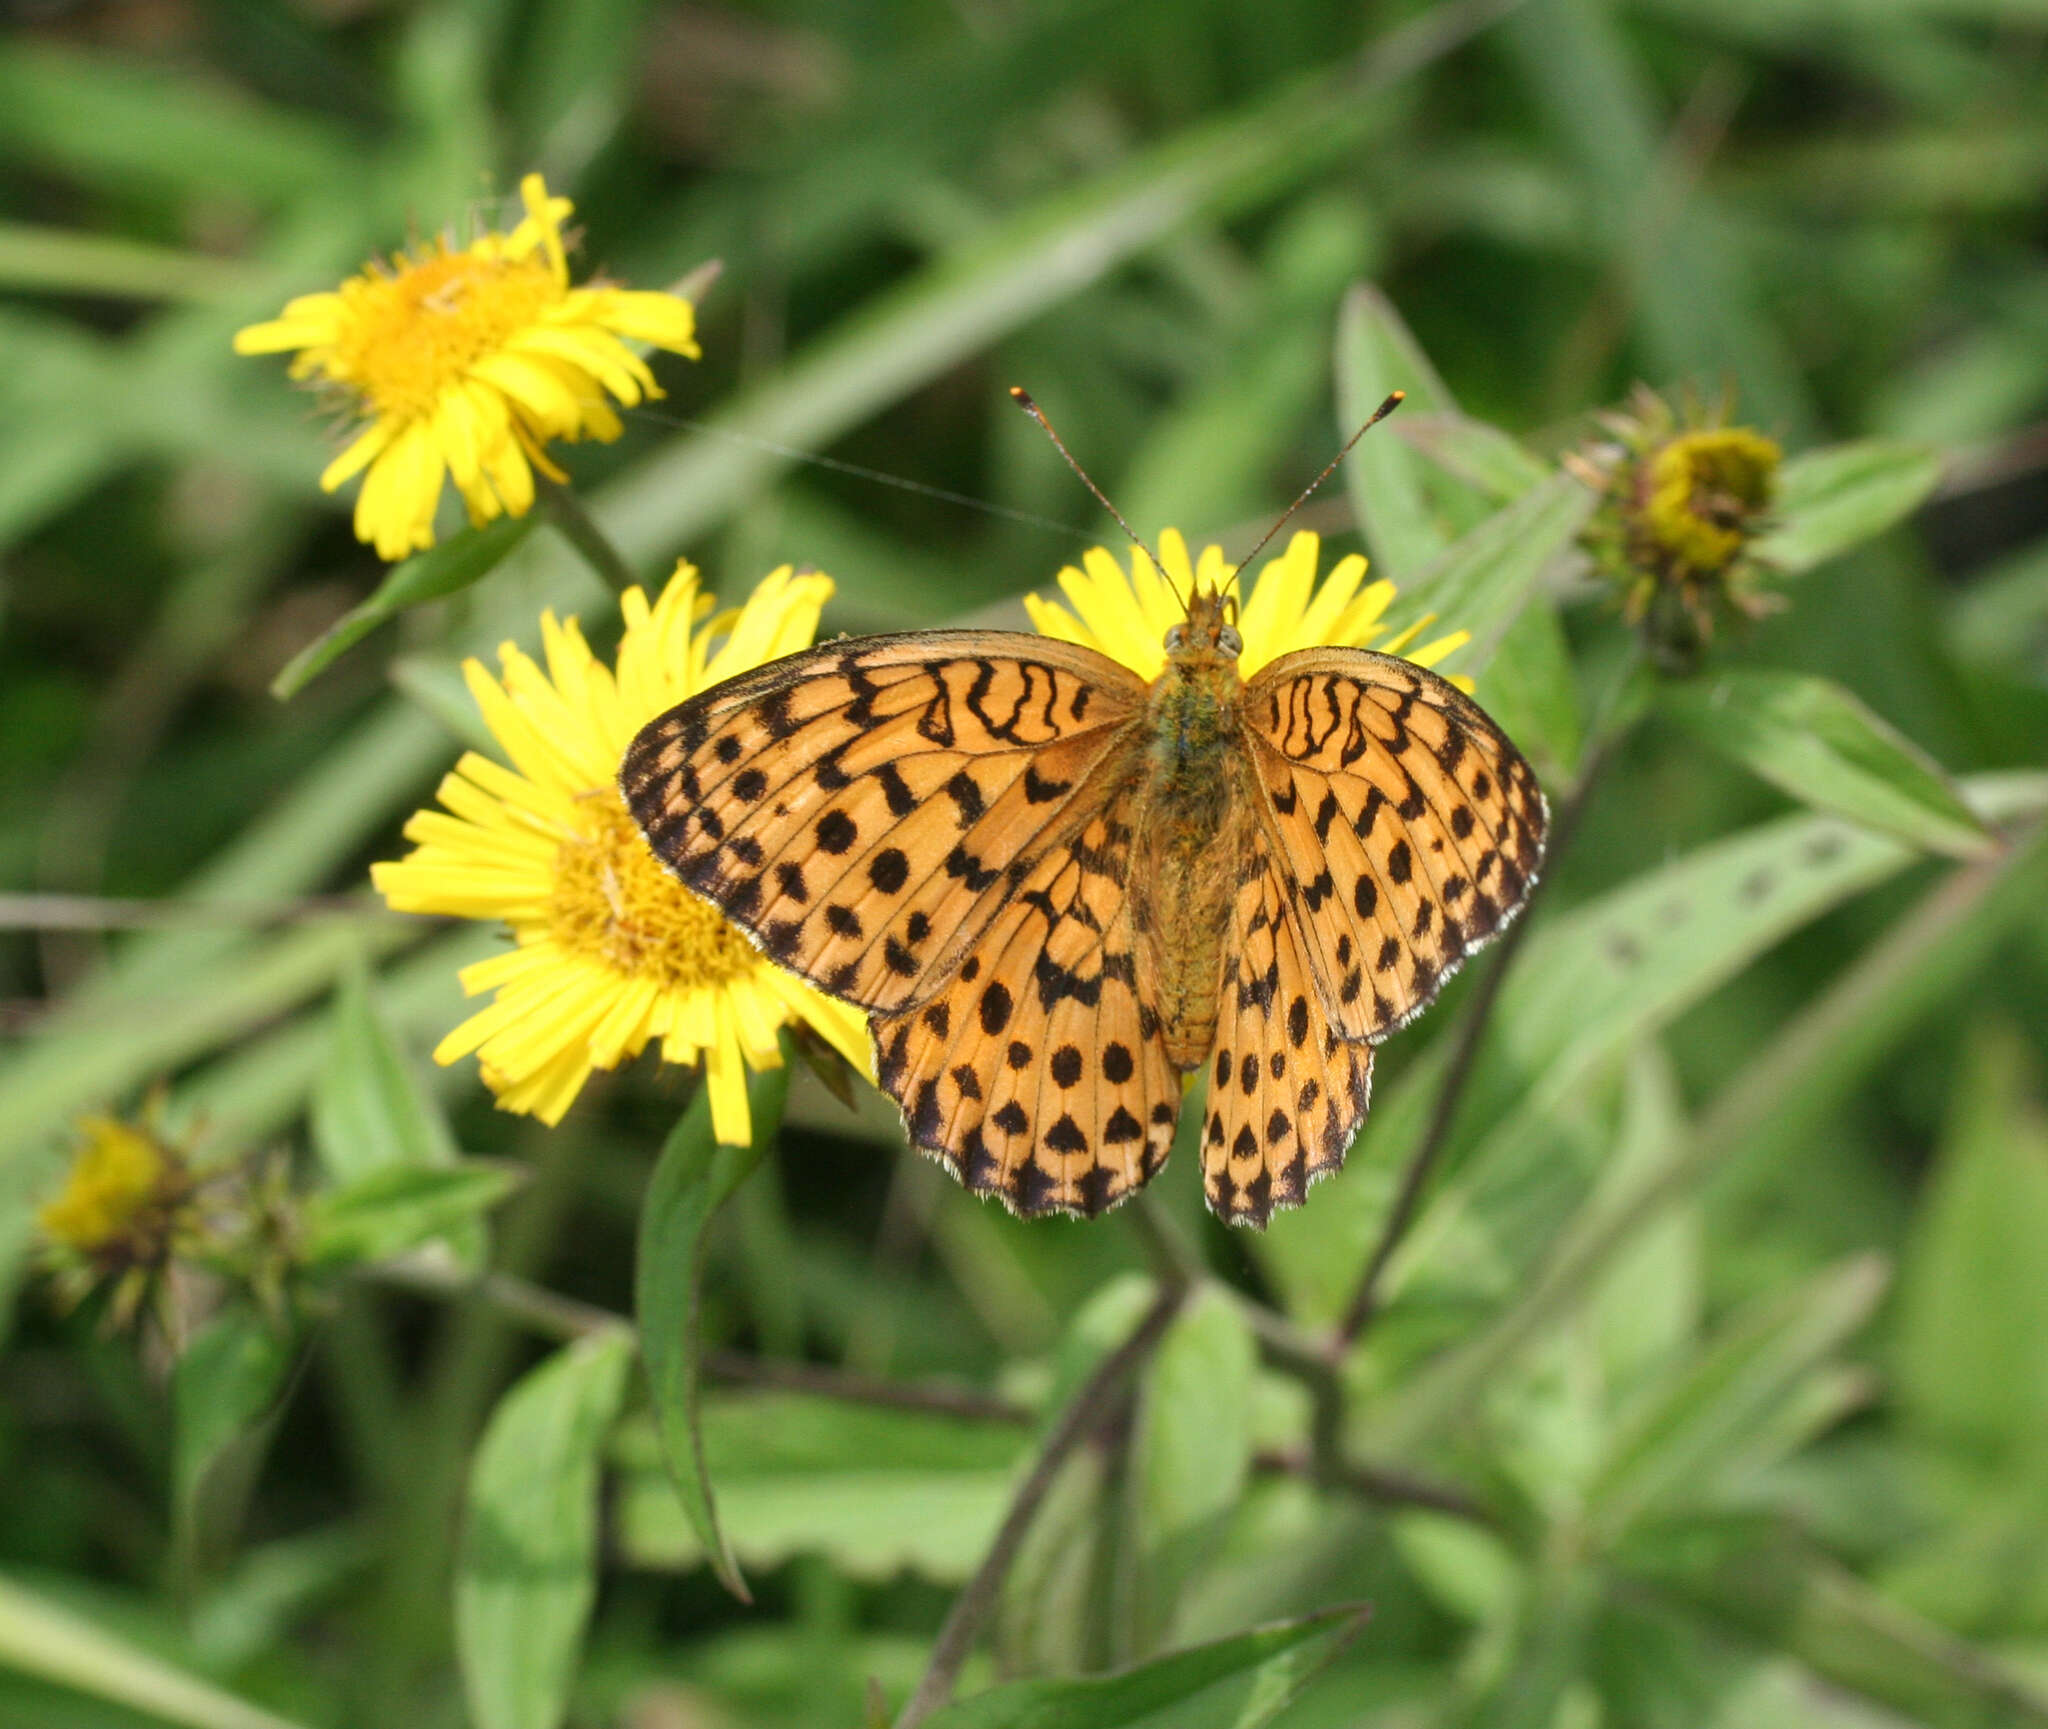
top-left (871, 775), bottom-right (1181, 1218)
top-left (1239, 649), bottom-right (1548, 1041)
top-left (622, 634), bottom-right (1147, 1014)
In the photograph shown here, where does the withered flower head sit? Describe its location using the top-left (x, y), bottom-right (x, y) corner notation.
top-left (1576, 385), bottom-right (1782, 673)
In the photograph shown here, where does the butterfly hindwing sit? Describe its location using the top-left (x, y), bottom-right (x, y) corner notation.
top-left (871, 778), bottom-right (1180, 1218)
top-left (1238, 649), bottom-right (1547, 1040)
top-left (622, 632), bottom-right (1146, 1013)
top-left (1202, 842), bottom-right (1372, 1226)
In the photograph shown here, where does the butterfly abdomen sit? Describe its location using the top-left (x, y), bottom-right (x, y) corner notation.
top-left (1136, 662), bottom-right (1252, 1067)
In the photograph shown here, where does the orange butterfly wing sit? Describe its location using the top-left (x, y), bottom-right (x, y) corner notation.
top-left (1237, 649), bottom-right (1548, 1042)
top-left (871, 775), bottom-right (1182, 1218)
top-left (1199, 838), bottom-right (1373, 1226)
top-left (624, 631), bottom-right (1181, 1217)
top-left (622, 633), bottom-right (1145, 1013)
top-left (1194, 649), bottom-right (1545, 1226)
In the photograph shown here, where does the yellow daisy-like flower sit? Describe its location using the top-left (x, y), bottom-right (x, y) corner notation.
top-left (235, 172), bottom-right (700, 562)
top-left (371, 563), bottom-right (870, 1144)
top-left (1024, 527), bottom-right (1473, 688)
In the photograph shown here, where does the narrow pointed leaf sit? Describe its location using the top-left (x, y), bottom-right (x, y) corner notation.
top-left (1751, 441), bottom-right (1944, 576)
top-left (172, 1306), bottom-right (294, 1531)
top-left (457, 1329), bottom-right (634, 1729)
top-left (1395, 410), bottom-right (1551, 503)
top-left (299, 1161), bottom-right (522, 1268)
top-left (271, 514), bottom-right (536, 699)
top-left (1334, 283), bottom-right (1462, 582)
top-left (1662, 670), bottom-right (1996, 859)
top-left (613, 1394), bottom-right (1024, 1583)
top-left (1382, 471), bottom-right (1597, 676)
top-left (1589, 1254), bottom-right (1888, 1537)
top-left (311, 953), bottom-right (460, 1182)
top-left (635, 1066), bottom-right (788, 1602)
top-left (1130, 1287), bottom-right (1257, 1645)
top-left (0, 1573), bottom-right (312, 1729)
top-left (921, 1605), bottom-right (1369, 1729)
top-left (1642, 1531), bottom-right (2048, 1728)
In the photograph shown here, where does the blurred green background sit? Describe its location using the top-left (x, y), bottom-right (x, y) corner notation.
top-left (3, 0), bottom-right (2048, 1726)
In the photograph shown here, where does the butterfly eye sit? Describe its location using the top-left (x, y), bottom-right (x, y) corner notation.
top-left (1217, 625), bottom-right (1243, 657)
top-left (1164, 624), bottom-right (1187, 650)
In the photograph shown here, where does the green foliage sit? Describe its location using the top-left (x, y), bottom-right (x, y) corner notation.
top-left (636, 1067), bottom-right (788, 1602)
top-left (4, 3), bottom-right (2048, 1727)
top-left (919, 1606), bottom-right (1368, 1729)
top-left (458, 1330), bottom-right (635, 1729)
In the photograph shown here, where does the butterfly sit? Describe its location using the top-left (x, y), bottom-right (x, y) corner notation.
top-left (620, 576), bottom-right (1546, 1227)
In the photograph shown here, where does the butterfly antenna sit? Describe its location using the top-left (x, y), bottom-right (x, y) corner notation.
top-left (1010, 387), bottom-right (1179, 613)
top-left (1230, 390), bottom-right (1406, 589)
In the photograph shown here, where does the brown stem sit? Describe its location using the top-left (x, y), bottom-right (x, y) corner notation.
top-left (537, 474), bottom-right (638, 595)
top-left (1252, 1446), bottom-right (1496, 1526)
top-left (895, 1286), bottom-right (1185, 1729)
top-left (370, 1259), bottom-right (1036, 1423)
top-left (1335, 740), bottom-right (1612, 1349)
top-left (703, 1352), bottom-right (1032, 1425)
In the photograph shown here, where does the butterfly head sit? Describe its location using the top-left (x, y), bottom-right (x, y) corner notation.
top-left (1163, 584), bottom-right (1242, 664)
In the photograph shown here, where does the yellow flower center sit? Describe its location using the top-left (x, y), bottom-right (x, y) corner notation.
top-left (335, 247), bottom-right (561, 424)
top-left (549, 792), bottom-right (760, 991)
top-left (1641, 428), bottom-right (1781, 574)
top-left (40, 1118), bottom-right (172, 1255)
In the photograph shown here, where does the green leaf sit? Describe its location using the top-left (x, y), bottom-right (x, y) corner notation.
top-left (1643, 1528), bottom-right (2048, 1728)
top-left (172, 1307), bottom-right (294, 1533)
top-left (271, 515), bottom-right (538, 699)
top-left (1265, 797), bottom-right (1919, 1326)
top-left (0, 40), bottom-right (354, 202)
top-left (1384, 471), bottom-right (1598, 678)
top-left (613, 1394), bottom-right (1024, 1583)
top-left (635, 1066), bottom-right (787, 1602)
top-left (456, 1329), bottom-right (634, 1729)
top-left (1893, 1026), bottom-right (2048, 1462)
top-left (1129, 1286), bottom-right (1258, 1645)
top-left (1334, 284), bottom-right (1467, 582)
top-left (920, 1604), bottom-right (1369, 1729)
top-left (1394, 410), bottom-right (1552, 504)
top-left (1751, 441), bottom-right (1945, 576)
top-left (311, 954), bottom-right (460, 1184)
top-left (299, 1162), bottom-right (522, 1268)
top-left (0, 1572), bottom-right (313, 1729)
top-left (1589, 1046), bottom-right (1699, 1394)
top-left (1661, 670), bottom-right (1996, 860)
top-left (1374, 801), bottom-right (2048, 1459)
top-left (0, 219), bottom-right (260, 303)
top-left (1590, 1255), bottom-right (1888, 1540)
top-left (1464, 598), bottom-right (1585, 784)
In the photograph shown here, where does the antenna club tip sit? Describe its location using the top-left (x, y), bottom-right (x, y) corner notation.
top-left (1388, 390), bottom-right (1406, 405)
top-left (1008, 386), bottom-right (1036, 408)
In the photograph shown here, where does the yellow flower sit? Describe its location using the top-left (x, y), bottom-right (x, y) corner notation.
top-left (372, 563), bottom-right (870, 1144)
top-left (1024, 527), bottom-right (1473, 689)
top-left (40, 1117), bottom-right (176, 1257)
top-left (1638, 427), bottom-right (1781, 575)
top-left (235, 172), bottom-right (699, 562)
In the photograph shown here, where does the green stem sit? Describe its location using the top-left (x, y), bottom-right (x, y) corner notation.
top-left (895, 1285), bottom-right (1185, 1729)
top-left (1335, 731), bottom-right (1618, 1348)
top-left (537, 475), bottom-right (638, 595)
